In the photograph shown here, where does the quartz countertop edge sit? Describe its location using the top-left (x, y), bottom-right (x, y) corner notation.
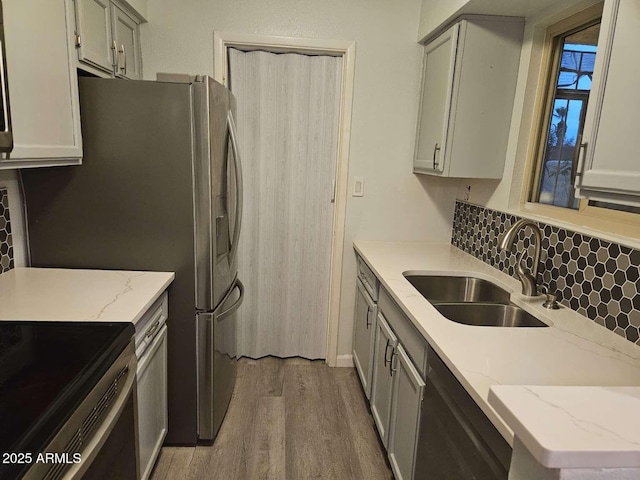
top-left (353, 240), bottom-right (640, 450)
top-left (488, 385), bottom-right (640, 468)
top-left (0, 267), bottom-right (175, 324)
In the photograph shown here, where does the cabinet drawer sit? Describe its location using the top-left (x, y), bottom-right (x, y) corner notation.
top-left (379, 287), bottom-right (427, 379)
top-left (134, 291), bottom-right (169, 353)
top-left (356, 253), bottom-right (378, 301)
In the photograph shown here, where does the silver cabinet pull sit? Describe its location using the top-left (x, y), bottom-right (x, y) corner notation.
top-left (390, 347), bottom-right (398, 377)
top-left (145, 320), bottom-right (160, 338)
top-left (365, 305), bottom-right (373, 329)
top-left (384, 339), bottom-right (392, 367)
top-left (433, 143), bottom-right (441, 170)
top-left (111, 41), bottom-right (119, 76)
top-left (572, 134), bottom-right (588, 186)
top-left (118, 44), bottom-right (127, 75)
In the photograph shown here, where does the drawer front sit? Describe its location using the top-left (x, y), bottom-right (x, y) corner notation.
top-left (135, 291), bottom-right (169, 352)
top-left (379, 287), bottom-right (427, 379)
top-left (357, 254), bottom-right (379, 301)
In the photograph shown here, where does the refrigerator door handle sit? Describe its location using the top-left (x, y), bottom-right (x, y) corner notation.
top-left (227, 111), bottom-right (243, 266)
top-left (217, 278), bottom-right (244, 321)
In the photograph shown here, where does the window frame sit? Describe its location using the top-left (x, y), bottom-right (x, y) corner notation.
top-left (521, 2), bottom-right (640, 239)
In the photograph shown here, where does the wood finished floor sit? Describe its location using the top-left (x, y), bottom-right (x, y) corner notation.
top-left (150, 357), bottom-right (393, 480)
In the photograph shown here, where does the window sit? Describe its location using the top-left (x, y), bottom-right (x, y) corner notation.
top-left (531, 18), bottom-right (599, 209)
top-left (524, 3), bottom-right (640, 236)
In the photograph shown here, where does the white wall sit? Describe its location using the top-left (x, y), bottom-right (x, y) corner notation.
top-left (121, 0), bottom-right (148, 21)
top-left (416, 0), bottom-right (566, 42)
top-left (417, 0), bottom-right (469, 41)
top-left (141, 0), bottom-right (460, 360)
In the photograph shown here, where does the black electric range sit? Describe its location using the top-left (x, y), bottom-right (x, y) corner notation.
top-left (0, 321), bottom-right (134, 479)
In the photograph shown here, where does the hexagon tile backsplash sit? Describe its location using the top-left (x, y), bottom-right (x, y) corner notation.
top-left (0, 188), bottom-right (14, 274)
top-left (452, 200), bottom-right (640, 346)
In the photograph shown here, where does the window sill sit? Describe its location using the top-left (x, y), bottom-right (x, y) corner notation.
top-left (512, 202), bottom-right (640, 250)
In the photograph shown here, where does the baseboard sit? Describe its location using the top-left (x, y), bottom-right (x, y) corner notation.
top-left (336, 354), bottom-right (354, 368)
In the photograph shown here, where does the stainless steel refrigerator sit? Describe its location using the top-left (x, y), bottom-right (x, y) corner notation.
top-left (21, 75), bottom-right (243, 444)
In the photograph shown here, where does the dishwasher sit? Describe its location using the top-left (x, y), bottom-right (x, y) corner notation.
top-left (414, 345), bottom-right (512, 479)
top-left (135, 293), bottom-right (169, 480)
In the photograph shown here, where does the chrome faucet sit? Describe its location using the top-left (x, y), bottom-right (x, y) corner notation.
top-left (498, 219), bottom-right (542, 297)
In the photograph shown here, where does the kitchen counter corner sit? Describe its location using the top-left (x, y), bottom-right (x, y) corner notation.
top-left (0, 267), bottom-right (175, 324)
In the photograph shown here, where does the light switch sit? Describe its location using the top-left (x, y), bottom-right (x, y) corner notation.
top-left (353, 176), bottom-right (364, 197)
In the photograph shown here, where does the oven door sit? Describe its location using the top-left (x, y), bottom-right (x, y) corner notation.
top-left (23, 341), bottom-right (139, 480)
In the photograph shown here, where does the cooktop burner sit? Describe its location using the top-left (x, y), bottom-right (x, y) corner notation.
top-left (0, 321), bottom-right (133, 478)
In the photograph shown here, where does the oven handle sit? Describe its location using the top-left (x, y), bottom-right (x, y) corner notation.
top-left (62, 359), bottom-right (137, 480)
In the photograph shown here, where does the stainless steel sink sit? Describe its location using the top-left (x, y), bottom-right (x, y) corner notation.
top-left (434, 303), bottom-right (548, 328)
top-left (404, 274), bottom-right (511, 304)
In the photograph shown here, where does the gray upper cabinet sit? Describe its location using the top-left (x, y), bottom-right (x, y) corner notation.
top-left (414, 24), bottom-right (457, 175)
top-left (1, 0), bottom-right (82, 169)
top-left (74, 0), bottom-right (114, 74)
top-left (414, 16), bottom-right (524, 178)
top-left (575, 0), bottom-right (640, 208)
top-left (73, 0), bottom-right (143, 79)
top-left (111, 3), bottom-right (141, 79)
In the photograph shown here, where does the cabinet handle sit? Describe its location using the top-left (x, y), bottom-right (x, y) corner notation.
top-left (390, 348), bottom-right (399, 377)
top-left (384, 339), bottom-right (392, 367)
top-left (119, 44), bottom-right (127, 76)
top-left (366, 305), bottom-right (373, 329)
top-left (572, 135), bottom-right (588, 186)
top-left (111, 41), bottom-right (119, 76)
top-left (432, 143), bottom-right (441, 170)
top-left (145, 320), bottom-right (160, 338)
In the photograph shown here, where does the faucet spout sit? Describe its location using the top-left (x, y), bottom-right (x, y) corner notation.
top-left (498, 219), bottom-right (542, 297)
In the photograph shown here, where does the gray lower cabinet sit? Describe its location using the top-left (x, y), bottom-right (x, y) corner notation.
top-left (387, 344), bottom-right (425, 480)
top-left (363, 284), bottom-right (427, 479)
top-left (370, 312), bottom-right (397, 448)
top-left (353, 277), bottom-right (377, 399)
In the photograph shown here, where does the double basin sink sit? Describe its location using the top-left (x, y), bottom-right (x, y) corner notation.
top-left (404, 274), bottom-right (548, 328)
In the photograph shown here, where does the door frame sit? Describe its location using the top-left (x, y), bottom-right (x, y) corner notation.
top-left (214, 31), bottom-right (355, 367)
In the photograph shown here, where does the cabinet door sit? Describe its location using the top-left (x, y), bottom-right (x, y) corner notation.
top-left (137, 325), bottom-right (168, 480)
top-left (388, 345), bottom-right (425, 480)
top-left (575, 0), bottom-right (640, 207)
top-left (111, 3), bottom-right (141, 80)
top-left (74, 0), bottom-right (115, 74)
top-left (413, 23), bottom-right (459, 175)
top-left (370, 312), bottom-right (398, 447)
top-left (353, 278), bottom-right (377, 399)
top-left (1, 0), bottom-right (82, 167)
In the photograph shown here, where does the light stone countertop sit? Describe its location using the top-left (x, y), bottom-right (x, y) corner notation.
top-left (354, 240), bottom-right (640, 453)
top-left (488, 385), bottom-right (640, 468)
top-left (0, 267), bottom-right (175, 324)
